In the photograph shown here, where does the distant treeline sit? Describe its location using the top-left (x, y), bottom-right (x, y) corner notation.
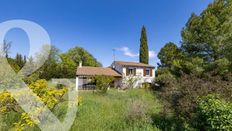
top-left (2, 43), bottom-right (102, 83)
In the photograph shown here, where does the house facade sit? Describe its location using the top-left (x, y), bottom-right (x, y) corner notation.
top-left (76, 61), bottom-right (155, 90)
top-left (111, 61), bottom-right (155, 88)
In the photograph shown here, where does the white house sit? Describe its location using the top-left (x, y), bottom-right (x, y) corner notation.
top-left (76, 61), bottom-right (155, 90)
top-left (111, 61), bottom-right (155, 88)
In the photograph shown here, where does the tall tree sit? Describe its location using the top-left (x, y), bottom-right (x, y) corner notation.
top-left (181, 0), bottom-right (232, 62)
top-left (60, 47), bottom-right (102, 78)
top-left (139, 26), bottom-right (149, 64)
top-left (158, 42), bottom-right (182, 67)
top-left (37, 45), bottom-right (61, 80)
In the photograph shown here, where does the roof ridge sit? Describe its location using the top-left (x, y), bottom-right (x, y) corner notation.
top-left (81, 66), bottom-right (112, 69)
top-left (114, 61), bottom-right (155, 68)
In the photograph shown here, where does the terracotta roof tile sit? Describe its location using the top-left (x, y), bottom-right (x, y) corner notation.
top-left (114, 61), bottom-right (155, 68)
top-left (76, 66), bottom-right (122, 77)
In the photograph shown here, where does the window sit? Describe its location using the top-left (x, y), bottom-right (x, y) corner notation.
top-left (129, 69), bottom-right (133, 75)
top-left (128, 68), bottom-right (136, 76)
top-left (146, 69), bottom-right (150, 76)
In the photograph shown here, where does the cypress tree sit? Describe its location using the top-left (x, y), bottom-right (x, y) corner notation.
top-left (139, 26), bottom-right (149, 64)
top-left (23, 55), bottom-right (27, 64)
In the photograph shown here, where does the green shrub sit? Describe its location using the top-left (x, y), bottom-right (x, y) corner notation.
top-left (197, 94), bottom-right (232, 130)
top-left (0, 79), bottom-right (68, 130)
top-left (155, 72), bottom-right (176, 88)
top-left (92, 75), bottom-right (114, 94)
top-left (154, 73), bottom-right (232, 130)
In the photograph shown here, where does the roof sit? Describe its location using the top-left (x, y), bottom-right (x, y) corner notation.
top-left (76, 66), bottom-right (122, 77)
top-left (114, 61), bottom-right (155, 68)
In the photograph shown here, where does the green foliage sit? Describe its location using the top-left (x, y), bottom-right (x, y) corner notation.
top-left (15, 53), bottom-right (25, 68)
top-left (158, 42), bottom-right (182, 67)
top-left (154, 73), bottom-right (232, 130)
top-left (155, 70), bottom-right (176, 88)
top-left (197, 94), bottom-right (232, 130)
top-left (184, 57), bottom-right (205, 76)
top-left (3, 45), bottom-right (102, 83)
top-left (1, 89), bottom-right (161, 131)
top-left (5, 45), bottom-right (102, 82)
top-left (139, 26), bottom-right (149, 64)
top-left (207, 58), bottom-right (231, 76)
top-left (60, 47), bottom-right (102, 78)
top-left (172, 57), bottom-right (205, 77)
top-left (160, 0), bottom-right (232, 79)
top-left (158, 42), bottom-right (206, 77)
top-left (181, 0), bottom-right (232, 62)
top-left (157, 0), bottom-right (232, 78)
top-left (36, 45), bottom-right (62, 80)
top-left (7, 58), bottom-right (20, 72)
top-left (92, 75), bottom-right (114, 94)
top-left (23, 73), bottom-right (40, 85)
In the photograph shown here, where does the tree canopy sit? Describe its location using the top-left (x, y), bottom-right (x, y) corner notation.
top-left (139, 26), bottom-right (149, 64)
top-left (60, 47), bottom-right (102, 78)
top-left (158, 42), bottom-right (182, 68)
top-left (155, 0), bottom-right (232, 130)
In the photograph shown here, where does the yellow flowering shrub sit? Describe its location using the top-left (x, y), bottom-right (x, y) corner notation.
top-left (0, 91), bottom-right (17, 113)
top-left (0, 79), bottom-right (69, 130)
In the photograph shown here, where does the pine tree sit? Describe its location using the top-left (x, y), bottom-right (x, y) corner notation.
top-left (139, 26), bottom-right (149, 64)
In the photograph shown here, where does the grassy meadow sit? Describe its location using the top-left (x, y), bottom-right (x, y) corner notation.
top-left (1, 89), bottom-right (162, 131)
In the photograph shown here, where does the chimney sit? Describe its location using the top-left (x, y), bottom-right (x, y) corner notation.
top-left (79, 61), bottom-right (82, 68)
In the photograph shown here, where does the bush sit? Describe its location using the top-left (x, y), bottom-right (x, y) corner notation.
top-left (126, 100), bottom-right (149, 123)
top-left (154, 72), bottom-right (232, 130)
top-left (196, 94), bottom-right (232, 130)
top-left (0, 79), bottom-right (68, 130)
top-left (92, 75), bottom-right (114, 94)
top-left (155, 72), bottom-right (176, 88)
top-left (206, 58), bottom-right (230, 76)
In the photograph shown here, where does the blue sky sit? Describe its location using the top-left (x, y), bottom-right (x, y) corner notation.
top-left (1, 0), bottom-right (213, 66)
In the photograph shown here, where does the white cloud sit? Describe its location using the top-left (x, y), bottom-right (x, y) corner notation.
top-left (117, 46), bottom-right (157, 59)
top-left (149, 51), bottom-right (156, 58)
top-left (116, 47), bottom-right (139, 57)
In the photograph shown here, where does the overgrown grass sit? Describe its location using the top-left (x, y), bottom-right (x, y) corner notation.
top-left (55, 89), bottom-right (161, 131)
top-left (1, 89), bottom-right (162, 131)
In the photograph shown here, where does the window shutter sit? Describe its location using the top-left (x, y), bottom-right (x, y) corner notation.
top-left (126, 67), bottom-right (129, 76)
top-left (134, 68), bottom-right (136, 76)
top-left (144, 68), bottom-right (146, 76)
top-left (150, 68), bottom-right (153, 77)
